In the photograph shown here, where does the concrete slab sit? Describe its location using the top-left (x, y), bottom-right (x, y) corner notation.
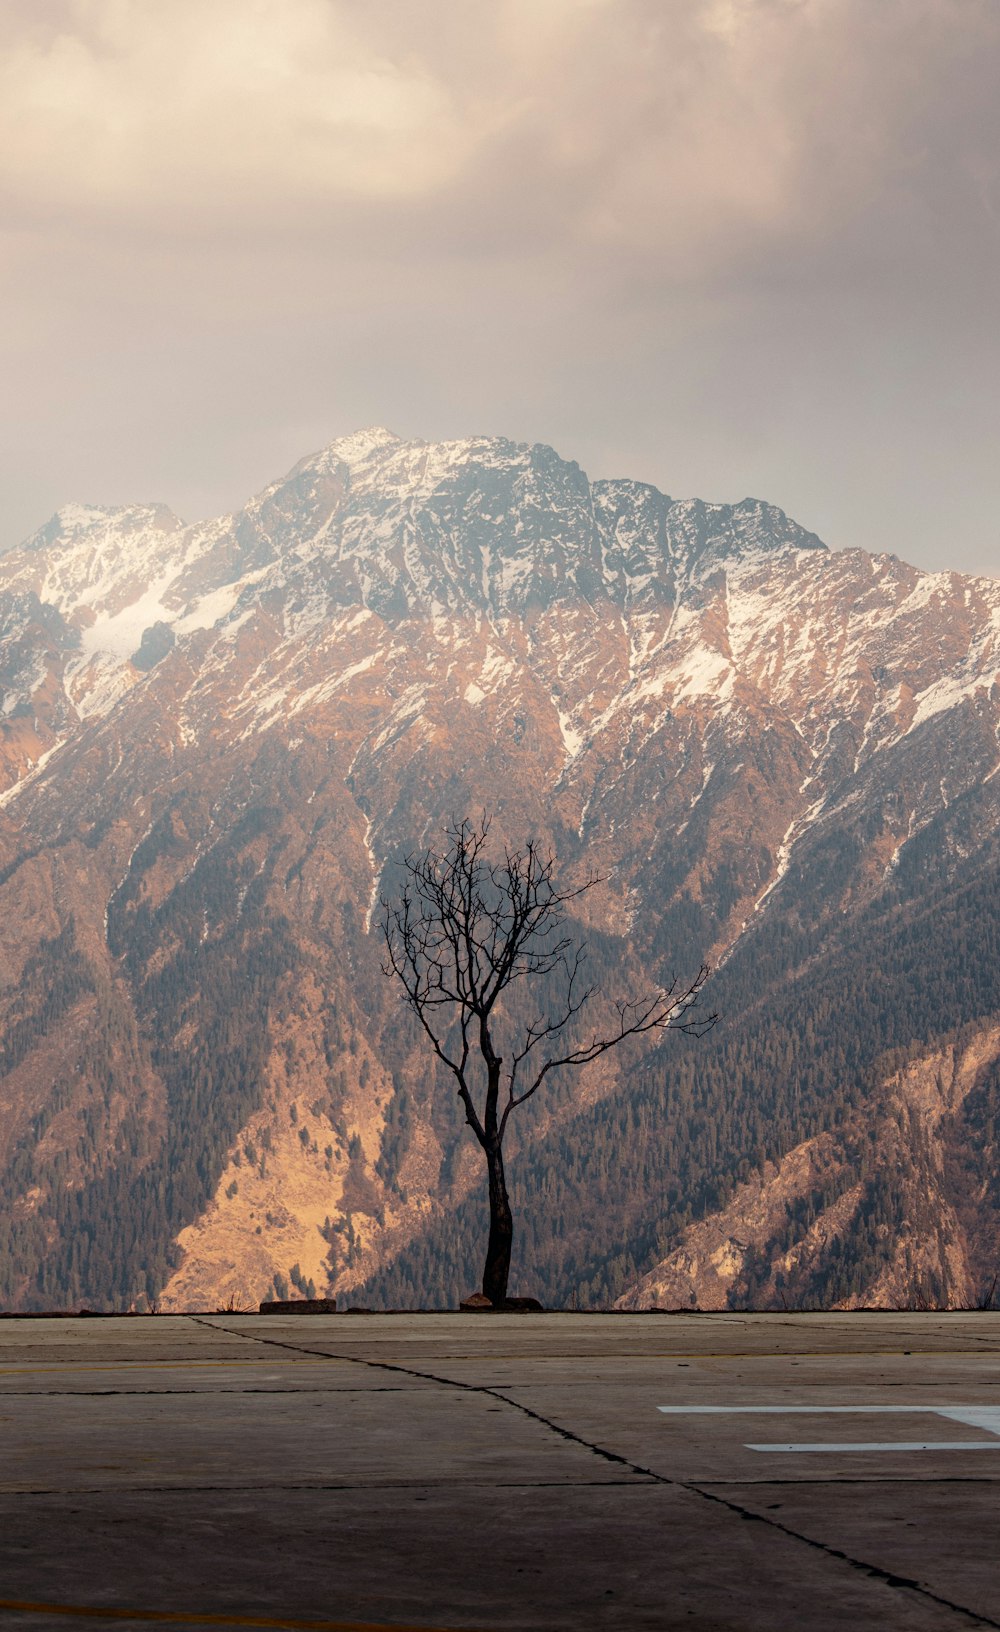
top-left (0, 1312), bottom-right (997, 1630)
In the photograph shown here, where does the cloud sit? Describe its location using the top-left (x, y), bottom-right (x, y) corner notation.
top-left (1, 0), bottom-right (999, 573)
top-left (0, 0), bottom-right (996, 347)
top-left (0, 0), bottom-right (482, 221)
top-left (3, 0), bottom-right (995, 270)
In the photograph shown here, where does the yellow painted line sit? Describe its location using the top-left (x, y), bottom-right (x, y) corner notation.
top-left (0, 1599), bottom-right (477, 1632)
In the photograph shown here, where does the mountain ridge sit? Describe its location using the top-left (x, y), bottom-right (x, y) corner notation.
top-left (0, 429), bottom-right (998, 1314)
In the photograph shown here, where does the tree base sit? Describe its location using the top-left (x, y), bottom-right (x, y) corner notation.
top-left (459, 1294), bottom-right (545, 1312)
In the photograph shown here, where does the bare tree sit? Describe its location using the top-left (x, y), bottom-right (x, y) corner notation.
top-left (380, 814), bottom-right (716, 1308)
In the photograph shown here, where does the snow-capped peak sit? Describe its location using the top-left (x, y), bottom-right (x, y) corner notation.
top-left (322, 426), bottom-right (403, 466)
top-left (23, 502), bottom-right (183, 553)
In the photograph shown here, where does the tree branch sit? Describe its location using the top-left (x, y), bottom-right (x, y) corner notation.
top-left (380, 815), bottom-right (716, 1160)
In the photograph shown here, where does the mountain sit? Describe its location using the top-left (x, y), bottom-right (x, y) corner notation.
top-left (0, 427), bottom-right (999, 1313)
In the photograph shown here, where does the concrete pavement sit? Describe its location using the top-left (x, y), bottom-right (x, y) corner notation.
top-left (0, 1310), bottom-right (998, 1630)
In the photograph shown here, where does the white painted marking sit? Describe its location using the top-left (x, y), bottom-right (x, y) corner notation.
top-left (937, 1406), bottom-right (1000, 1432)
top-left (656, 1403), bottom-right (1000, 1454)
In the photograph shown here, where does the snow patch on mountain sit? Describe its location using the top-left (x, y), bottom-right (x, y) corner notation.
top-left (78, 584), bottom-right (173, 660)
top-left (556, 706), bottom-right (585, 761)
top-left (5, 430), bottom-right (1000, 918)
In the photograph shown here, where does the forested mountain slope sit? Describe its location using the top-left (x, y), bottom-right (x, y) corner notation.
top-left (0, 428), bottom-right (998, 1311)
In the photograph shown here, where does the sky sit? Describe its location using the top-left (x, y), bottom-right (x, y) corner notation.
top-left (2, 0), bottom-right (999, 576)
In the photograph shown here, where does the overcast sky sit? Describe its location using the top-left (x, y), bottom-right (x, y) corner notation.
top-left (2, 0), bottom-right (999, 575)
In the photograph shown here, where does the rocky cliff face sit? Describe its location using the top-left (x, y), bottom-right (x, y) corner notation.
top-left (1, 428), bottom-right (998, 1312)
top-left (615, 1026), bottom-right (1000, 1312)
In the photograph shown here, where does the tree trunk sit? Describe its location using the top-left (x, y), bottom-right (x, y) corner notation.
top-left (482, 1138), bottom-right (512, 1307)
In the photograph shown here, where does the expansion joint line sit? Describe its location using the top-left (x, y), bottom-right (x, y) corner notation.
top-left (188, 1316), bottom-right (636, 1471)
top-left (190, 1318), bottom-right (998, 1630)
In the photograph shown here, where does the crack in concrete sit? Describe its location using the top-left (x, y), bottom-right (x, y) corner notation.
top-left (192, 1316), bottom-right (1000, 1629)
top-left (685, 1483), bottom-right (1000, 1628)
top-left (187, 1318), bottom-right (651, 1477)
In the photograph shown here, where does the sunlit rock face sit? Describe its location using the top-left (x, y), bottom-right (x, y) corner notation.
top-left (1, 429), bottom-right (999, 1315)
